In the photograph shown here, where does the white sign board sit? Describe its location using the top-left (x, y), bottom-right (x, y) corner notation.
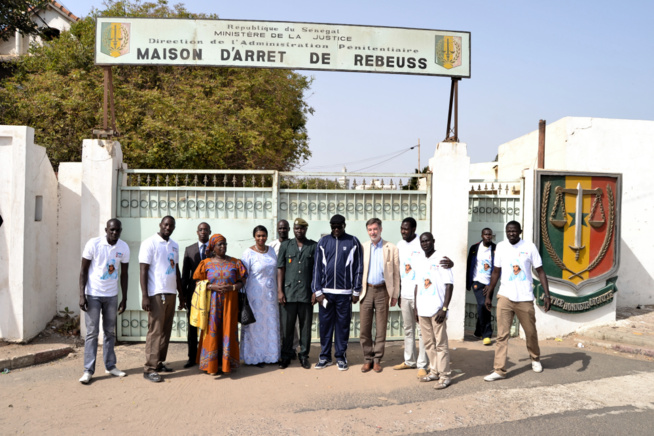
top-left (95, 18), bottom-right (470, 78)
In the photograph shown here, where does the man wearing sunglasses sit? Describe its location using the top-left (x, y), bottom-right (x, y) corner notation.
top-left (312, 214), bottom-right (363, 371)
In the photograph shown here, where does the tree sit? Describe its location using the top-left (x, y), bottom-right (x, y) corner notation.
top-left (402, 166), bottom-right (431, 190)
top-left (0, 0), bottom-right (54, 42)
top-left (0, 0), bottom-right (313, 170)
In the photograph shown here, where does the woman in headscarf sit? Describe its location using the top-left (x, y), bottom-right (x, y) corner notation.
top-left (193, 234), bottom-right (247, 375)
top-left (240, 225), bottom-right (280, 367)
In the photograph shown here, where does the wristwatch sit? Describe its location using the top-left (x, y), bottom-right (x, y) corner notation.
top-left (442, 306), bottom-right (448, 312)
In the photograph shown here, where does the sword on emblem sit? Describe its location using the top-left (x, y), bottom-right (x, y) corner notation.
top-left (549, 184), bottom-right (605, 260)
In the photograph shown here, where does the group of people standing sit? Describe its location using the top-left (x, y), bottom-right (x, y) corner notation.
top-left (78, 213), bottom-right (552, 388)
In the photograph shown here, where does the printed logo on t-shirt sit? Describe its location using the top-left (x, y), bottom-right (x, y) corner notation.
top-left (508, 259), bottom-right (527, 281)
top-left (100, 259), bottom-right (118, 280)
top-left (116, 252), bottom-right (124, 258)
top-left (478, 259), bottom-right (492, 277)
top-left (401, 262), bottom-right (416, 280)
top-left (420, 273), bottom-right (437, 296)
top-left (165, 252), bottom-right (176, 274)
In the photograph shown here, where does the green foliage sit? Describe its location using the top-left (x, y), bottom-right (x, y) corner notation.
top-left (280, 177), bottom-right (343, 190)
top-left (402, 166), bottom-right (430, 190)
top-left (0, 0), bottom-right (51, 42)
top-left (0, 0), bottom-right (313, 170)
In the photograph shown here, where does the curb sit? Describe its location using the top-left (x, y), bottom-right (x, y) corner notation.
top-left (0, 347), bottom-right (74, 371)
top-left (574, 336), bottom-right (654, 359)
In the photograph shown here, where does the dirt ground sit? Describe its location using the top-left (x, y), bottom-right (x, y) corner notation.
top-left (1, 330), bottom-right (653, 435)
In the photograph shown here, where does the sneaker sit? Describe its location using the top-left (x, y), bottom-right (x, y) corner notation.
top-left (434, 379), bottom-right (451, 390)
top-left (314, 360), bottom-right (332, 370)
top-left (532, 361), bottom-right (543, 373)
top-left (337, 361), bottom-right (349, 371)
top-left (105, 367), bottom-right (126, 377)
top-left (143, 372), bottom-right (162, 383)
top-left (79, 372), bottom-right (92, 384)
top-left (484, 371), bottom-right (506, 382)
top-left (419, 373), bottom-right (439, 383)
top-left (417, 368), bottom-right (428, 378)
top-left (483, 338), bottom-right (492, 346)
top-left (393, 362), bottom-right (416, 370)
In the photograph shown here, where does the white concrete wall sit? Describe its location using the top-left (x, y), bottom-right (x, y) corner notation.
top-left (56, 162), bottom-right (82, 313)
top-left (0, 130), bottom-right (18, 339)
top-left (0, 126), bottom-right (58, 342)
top-left (494, 117), bottom-right (654, 308)
top-left (470, 162), bottom-right (497, 180)
top-left (429, 142), bottom-right (471, 340)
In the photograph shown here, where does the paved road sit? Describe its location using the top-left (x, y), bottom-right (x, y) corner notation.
top-left (1, 339), bottom-right (653, 435)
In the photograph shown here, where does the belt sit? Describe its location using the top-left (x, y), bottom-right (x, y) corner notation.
top-left (366, 283), bottom-right (386, 289)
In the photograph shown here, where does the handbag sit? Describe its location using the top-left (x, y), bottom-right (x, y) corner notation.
top-left (238, 290), bottom-right (256, 325)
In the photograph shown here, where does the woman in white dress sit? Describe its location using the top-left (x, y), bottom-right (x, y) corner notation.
top-left (240, 225), bottom-right (281, 366)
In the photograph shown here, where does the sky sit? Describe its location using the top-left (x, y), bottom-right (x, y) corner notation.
top-left (59, 0), bottom-right (654, 174)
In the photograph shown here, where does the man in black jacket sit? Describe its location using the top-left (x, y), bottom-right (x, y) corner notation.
top-left (181, 222), bottom-right (211, 367)
top-left (466, 228), bottom-right (496, 345)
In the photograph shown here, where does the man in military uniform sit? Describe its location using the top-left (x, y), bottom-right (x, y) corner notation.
top-left (277, 218), bottom-right (317, 369)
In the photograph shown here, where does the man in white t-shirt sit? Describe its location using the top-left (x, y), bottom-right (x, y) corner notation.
top-left (465, 228), bottom-right (496, 345)
top-left (268, 219), bottom-right (290, 255)
top-left (78, 218), bottom-right (130, 384)
top-left (484, 221), bottom-right (552, 382)
top-left (394, 217), bottom-right (453, 378)
top-left (139, 215), bottom-right (185, 383)
top-left (414, 232), bottom-right (454, 390)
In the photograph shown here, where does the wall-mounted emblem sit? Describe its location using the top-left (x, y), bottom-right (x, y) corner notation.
top-left (101, 22), bottom-right (130, 58)
top-left (535, 171), bottom-right (621, 295)
top-left (435, 35), bottom-right (462, 69)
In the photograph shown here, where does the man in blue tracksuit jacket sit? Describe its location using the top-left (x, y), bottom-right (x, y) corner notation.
top-left (312, 214), bottom-right (363, 371)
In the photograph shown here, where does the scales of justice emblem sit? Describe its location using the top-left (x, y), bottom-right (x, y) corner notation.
top-left (537, 172), bottom-right (621, 292)
top-left (101, 22), bottom-right (131, 58)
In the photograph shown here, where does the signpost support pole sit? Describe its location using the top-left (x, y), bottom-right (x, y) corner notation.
top-left (444, 77), bottom-right (460, 142)
top-left (95, 66), bottom-right (117, 138)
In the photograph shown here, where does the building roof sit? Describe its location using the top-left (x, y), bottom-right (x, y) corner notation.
top-left (34, 1), bottom-right (80, 23)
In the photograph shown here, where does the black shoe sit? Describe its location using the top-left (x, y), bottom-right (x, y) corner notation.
top-left (183, 360), bottom-right (196, 369)
top-left (255, 362), bottom-right (265, 368)
top-left (144, 372), bottom-right (162, 383)
top-left (158, 364), bottom-right (174, 373)
top-left (299, 357), bottom-right (311, 369)
top-left (278, 359), bottom-right (291, 369)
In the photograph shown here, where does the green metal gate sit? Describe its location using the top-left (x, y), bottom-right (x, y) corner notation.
top-left (116, 169), bottom-right (431, 342)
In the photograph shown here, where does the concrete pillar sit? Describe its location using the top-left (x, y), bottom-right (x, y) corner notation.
top-left (429, 142), bottom-right (470, 340)
top-left (80, 139), bottom-right (124, 337)
top-left (0, 126), bottom-right (58, 342)
top-left (56, 163), bottom-right (83, 314)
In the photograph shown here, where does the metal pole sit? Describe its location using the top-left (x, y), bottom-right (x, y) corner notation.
top-left (103, 66), bottom-right (110, 130)
top-left (538, 119), bottom-right (546, 169)
top-left (445, 78), bottom-right (455, 140)
top-left (454, 79), bottom-right (459, 142)
top-left (418, 138), bottom-right (421, 171)
top-left (108, 67), bottom-right (117, 132)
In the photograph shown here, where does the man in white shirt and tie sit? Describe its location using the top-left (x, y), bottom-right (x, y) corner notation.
top-left (181, 222), bottom-right (211, 368)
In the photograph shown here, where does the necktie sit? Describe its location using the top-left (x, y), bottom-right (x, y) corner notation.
top-left (200, 243), bottom-right (206, 260)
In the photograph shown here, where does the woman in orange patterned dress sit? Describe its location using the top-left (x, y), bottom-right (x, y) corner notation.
top-left (193, 234), bottom-right (247, 375)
